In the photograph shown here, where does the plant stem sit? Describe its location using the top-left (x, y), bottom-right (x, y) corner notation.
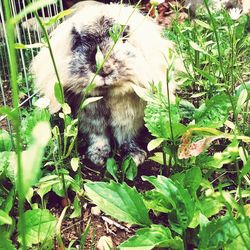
top-left (3, 0), bottom-right (26, 248)
top-left (61, 173), bottom-right (69, 206)
top-left (203, 0), bottom-right (237, 122)
top-left (34, 12), bottom-right (64, 104)
top-left (166, 67), bottom-right (177, 168)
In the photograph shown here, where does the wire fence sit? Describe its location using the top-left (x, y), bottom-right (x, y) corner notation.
top-left (0, 0), bottom-right (64, 132)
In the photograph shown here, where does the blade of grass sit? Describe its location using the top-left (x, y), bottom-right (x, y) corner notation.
top-left (3, 0), bottom-right (26, 248)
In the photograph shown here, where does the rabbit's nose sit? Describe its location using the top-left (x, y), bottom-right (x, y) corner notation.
top-left (98, 65), bottom-right (114, 77)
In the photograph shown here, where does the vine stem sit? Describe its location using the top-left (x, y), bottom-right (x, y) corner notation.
top-left (3, 0), bottom-right (26, 248)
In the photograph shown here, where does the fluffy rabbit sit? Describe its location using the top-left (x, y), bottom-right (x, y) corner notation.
top-left (31, 1), bottom-right (180, 166)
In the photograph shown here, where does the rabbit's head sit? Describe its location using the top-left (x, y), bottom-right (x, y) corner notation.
top-left (31, 2), bottom-right (180, 113)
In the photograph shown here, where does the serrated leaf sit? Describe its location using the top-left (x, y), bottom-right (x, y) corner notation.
top-left (199, 216), bottom-right (250, 250)
top-left (179, 99), bottom-right (196, 120)
top-left (84, 181), bottom-right (151, 226)
top-left (18, 209), bottom-right (57, 247)
top-left (194, 94), bottom-right (231, 128)
top-left (118, 224), bottom-right (183, 250)
top-left (54, 82), bottom-right (64, 104)
top-left (145, 102), bottom-right (181, 139)
top-left (142, 175), bottom-right (195, 234)
top-left (0, 210), bottom-right (12, 225)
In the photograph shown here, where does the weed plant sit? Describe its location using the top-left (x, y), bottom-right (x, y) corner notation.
top-left (0, 0), bottom-right (249, 249)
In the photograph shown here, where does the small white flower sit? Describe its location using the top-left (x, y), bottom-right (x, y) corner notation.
top-left (34, 97), bottom-right (50, 109)
top-left (229, 8), bottom-right (242, 21)
top-left (95, 45), bottom-right (104, 70)
top-left (150, 0), bottom-right (164, 7)
top-left (186, 3), bottom-right (191, 9)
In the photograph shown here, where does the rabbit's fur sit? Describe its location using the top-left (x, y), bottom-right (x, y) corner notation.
top-left (31, 2), bottom-right (180, 166)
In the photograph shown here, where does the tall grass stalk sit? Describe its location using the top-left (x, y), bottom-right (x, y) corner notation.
top-left (34, 12), bottom-right (64, 103)
top-left (203, 0), bottom-right (237, 121)
top-left (3, 0), bottom-right (26, 248)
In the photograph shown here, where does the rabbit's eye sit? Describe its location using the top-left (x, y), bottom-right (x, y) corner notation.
top-left (121, 29), bottom-right (129, 43)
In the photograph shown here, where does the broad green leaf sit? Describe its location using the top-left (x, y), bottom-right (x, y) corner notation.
top-left (0, 107), bottom-right (18, 125)
top-left (241, 158), bottom-right (250, 177)
top-left (194, 94), bottom-right (231, 128)
top-left (147, 138), bottom-right (164, 151)
top-left (149, 152), bottom-right (170, 165)
top-left (18, 209), bottom-right (57, 247)
top-left (36, 184), bottom-right (52, 201)
top-left (0, 210), bottom-right (12, 225)
top-left (143, 190), bottom-right (172, 213)
top-left (70, 157), bottom-right (79, 172)
top-left (122, 156), bottom-right (137, 181)
top-left (118, 224), bottom-right (183, 250)
top-left (0, 233), bottom-right (15, 250)
top-left (199, 216), bottom-right (250, 250)
top-left (142, 175), bottom-right (195, 234)
top-left (236, 89), bottom-right (248, 113)
top-left (0, 129), bottom-right (12, 152)
top-left (183, 167), bottom-right (202, 196)
top-left (201, 196), bottom-right (223, 217)
top-left (196, 153), bottom-right (232, 169)
top-left (21, 122), bottom-right (51, 198)
top-left (84, 181), bottom-right (151, 226)
top-left (179, 99), bottom-right (196, 120)
top-left (70, 196), bottom-right (81, 219)
top-left (54, 82), bottom-right (64, 104)
top-left (3, 189), bottom-right (14, 214)
top-left (145, 101), bottom-right (181, 139)
top-left (106, 157), bottom-right (119, 182)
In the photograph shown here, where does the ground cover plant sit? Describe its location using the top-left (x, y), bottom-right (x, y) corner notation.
top-left (0, 0), bottom-right (249, 249)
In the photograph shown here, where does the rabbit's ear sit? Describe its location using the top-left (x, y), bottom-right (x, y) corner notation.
top-left (71, 26), bottom-right (82, 51)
